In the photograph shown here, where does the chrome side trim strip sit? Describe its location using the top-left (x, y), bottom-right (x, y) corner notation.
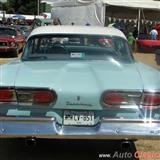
top-left (102, 118), bottom-right (160, 123)
top-left (0, 117), bottom-right (55, 122)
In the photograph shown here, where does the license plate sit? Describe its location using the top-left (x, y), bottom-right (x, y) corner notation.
top-left (63, 110), bottom-right (94, 126)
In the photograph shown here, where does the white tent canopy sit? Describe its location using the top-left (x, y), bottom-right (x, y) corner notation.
top-left (103, 0), bottom-right (160, 10)
top-left (44, 0), bottom-right (160, 9)
top-left (51, 0), bottom-right (105, 26)
top-left (43, 0), bottom-right (160, 26)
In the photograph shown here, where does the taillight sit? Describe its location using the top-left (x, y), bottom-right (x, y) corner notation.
top-left (103, 92), bottom-right (126, 106)
top-left (142, 93), bottom-right (160, 106)
top-left (33, 91), bottom-right (56, 105)
top-left (102, 91), bottom-right (142, 108)
top-left (102, 92), bottom-right (128, 108)
top-left (0, 88), bottom-right (57, 106)
top-left (0, 89), bottom-right (16, 102)
top-left (17, 89), bottom-right (57, 106)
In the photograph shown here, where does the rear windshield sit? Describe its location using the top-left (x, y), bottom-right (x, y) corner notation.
top-left (22, 34), bottom-right (133, 63)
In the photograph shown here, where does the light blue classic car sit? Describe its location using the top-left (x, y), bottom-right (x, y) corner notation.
top-left (0, 26), bottom-right (160, 142)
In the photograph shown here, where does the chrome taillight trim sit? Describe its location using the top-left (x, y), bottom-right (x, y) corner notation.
top-left (0, 87), bottom-right (57, 106)
top-left (16, 88), bottom-right (57, 106)
top-left (101, 90), bottom-right (142, 108)
top-left (101, 90), bottom-right (160, 109)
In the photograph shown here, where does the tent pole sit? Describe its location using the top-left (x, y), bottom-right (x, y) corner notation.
top-left (103, 4), bottom-right (106, 26)
top-left (37, 0), bottom-right (40, 15)
top-left (141, 9), bottom-right (148, 34)
top-left (138, 9), bottom-right (141, 38)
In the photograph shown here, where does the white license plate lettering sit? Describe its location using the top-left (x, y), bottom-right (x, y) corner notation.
top-left (63, 111), bottom-right (94, 126)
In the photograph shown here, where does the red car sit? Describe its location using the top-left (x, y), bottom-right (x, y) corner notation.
top-left (0, 26), bottom-right (25, 57)
top-left (137, 39), bottom-right (160, 52)
top-left (137, 24), bottom-right (160, 53)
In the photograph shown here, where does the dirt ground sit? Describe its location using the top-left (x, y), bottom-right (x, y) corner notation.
top-left (0, 53), bottom-right (160, 160)
top-left (134, 52), bottom-right (160, 70)
top-left (133, 53), bottom-right (160, 160)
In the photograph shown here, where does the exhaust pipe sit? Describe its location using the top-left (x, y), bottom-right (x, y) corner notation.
top-left (121, 140), bottom-right (131, 149)
top-left (25, 138), bottom-right (37, 147)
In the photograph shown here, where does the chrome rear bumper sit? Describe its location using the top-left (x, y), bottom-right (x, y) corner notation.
top-left (0, 117), bottom-right (160, 140)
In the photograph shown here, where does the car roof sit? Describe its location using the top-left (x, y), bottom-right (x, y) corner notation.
top-left (29, 25), bottom-right (126, 39)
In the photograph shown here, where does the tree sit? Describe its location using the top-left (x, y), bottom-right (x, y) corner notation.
top-left (2, 0), bottom-right (39, 15)
top-left (0, 2), bottom-right (3, 10)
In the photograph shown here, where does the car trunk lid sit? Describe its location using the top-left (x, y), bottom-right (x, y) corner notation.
top-left (14, 60), bottom-right (144, 110)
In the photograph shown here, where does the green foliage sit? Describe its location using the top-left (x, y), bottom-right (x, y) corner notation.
top-left (0, 0), bottom-right (38, 15)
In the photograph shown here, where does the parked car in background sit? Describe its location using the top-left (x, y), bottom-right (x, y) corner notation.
top-left (0, 26), bottom-right (25, 56)
top-left (0, 26), bottom-right (160, 142)
top-left (12, 25), bottom-right (32, 39)
top-left (137, 24), bottom-right (160, 53)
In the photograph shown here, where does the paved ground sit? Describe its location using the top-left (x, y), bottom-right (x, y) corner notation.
top-left (0, 53), bottom-right (159, 160)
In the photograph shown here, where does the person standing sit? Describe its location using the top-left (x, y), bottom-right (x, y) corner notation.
top-left (150, 28), bottom-right (158, 40)
top-left (127, 32), bottom-right (136, 51)
top-left (133, 26), bottom-right (138, 39)
top-left (53, 17), bottom-right (61, 25)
